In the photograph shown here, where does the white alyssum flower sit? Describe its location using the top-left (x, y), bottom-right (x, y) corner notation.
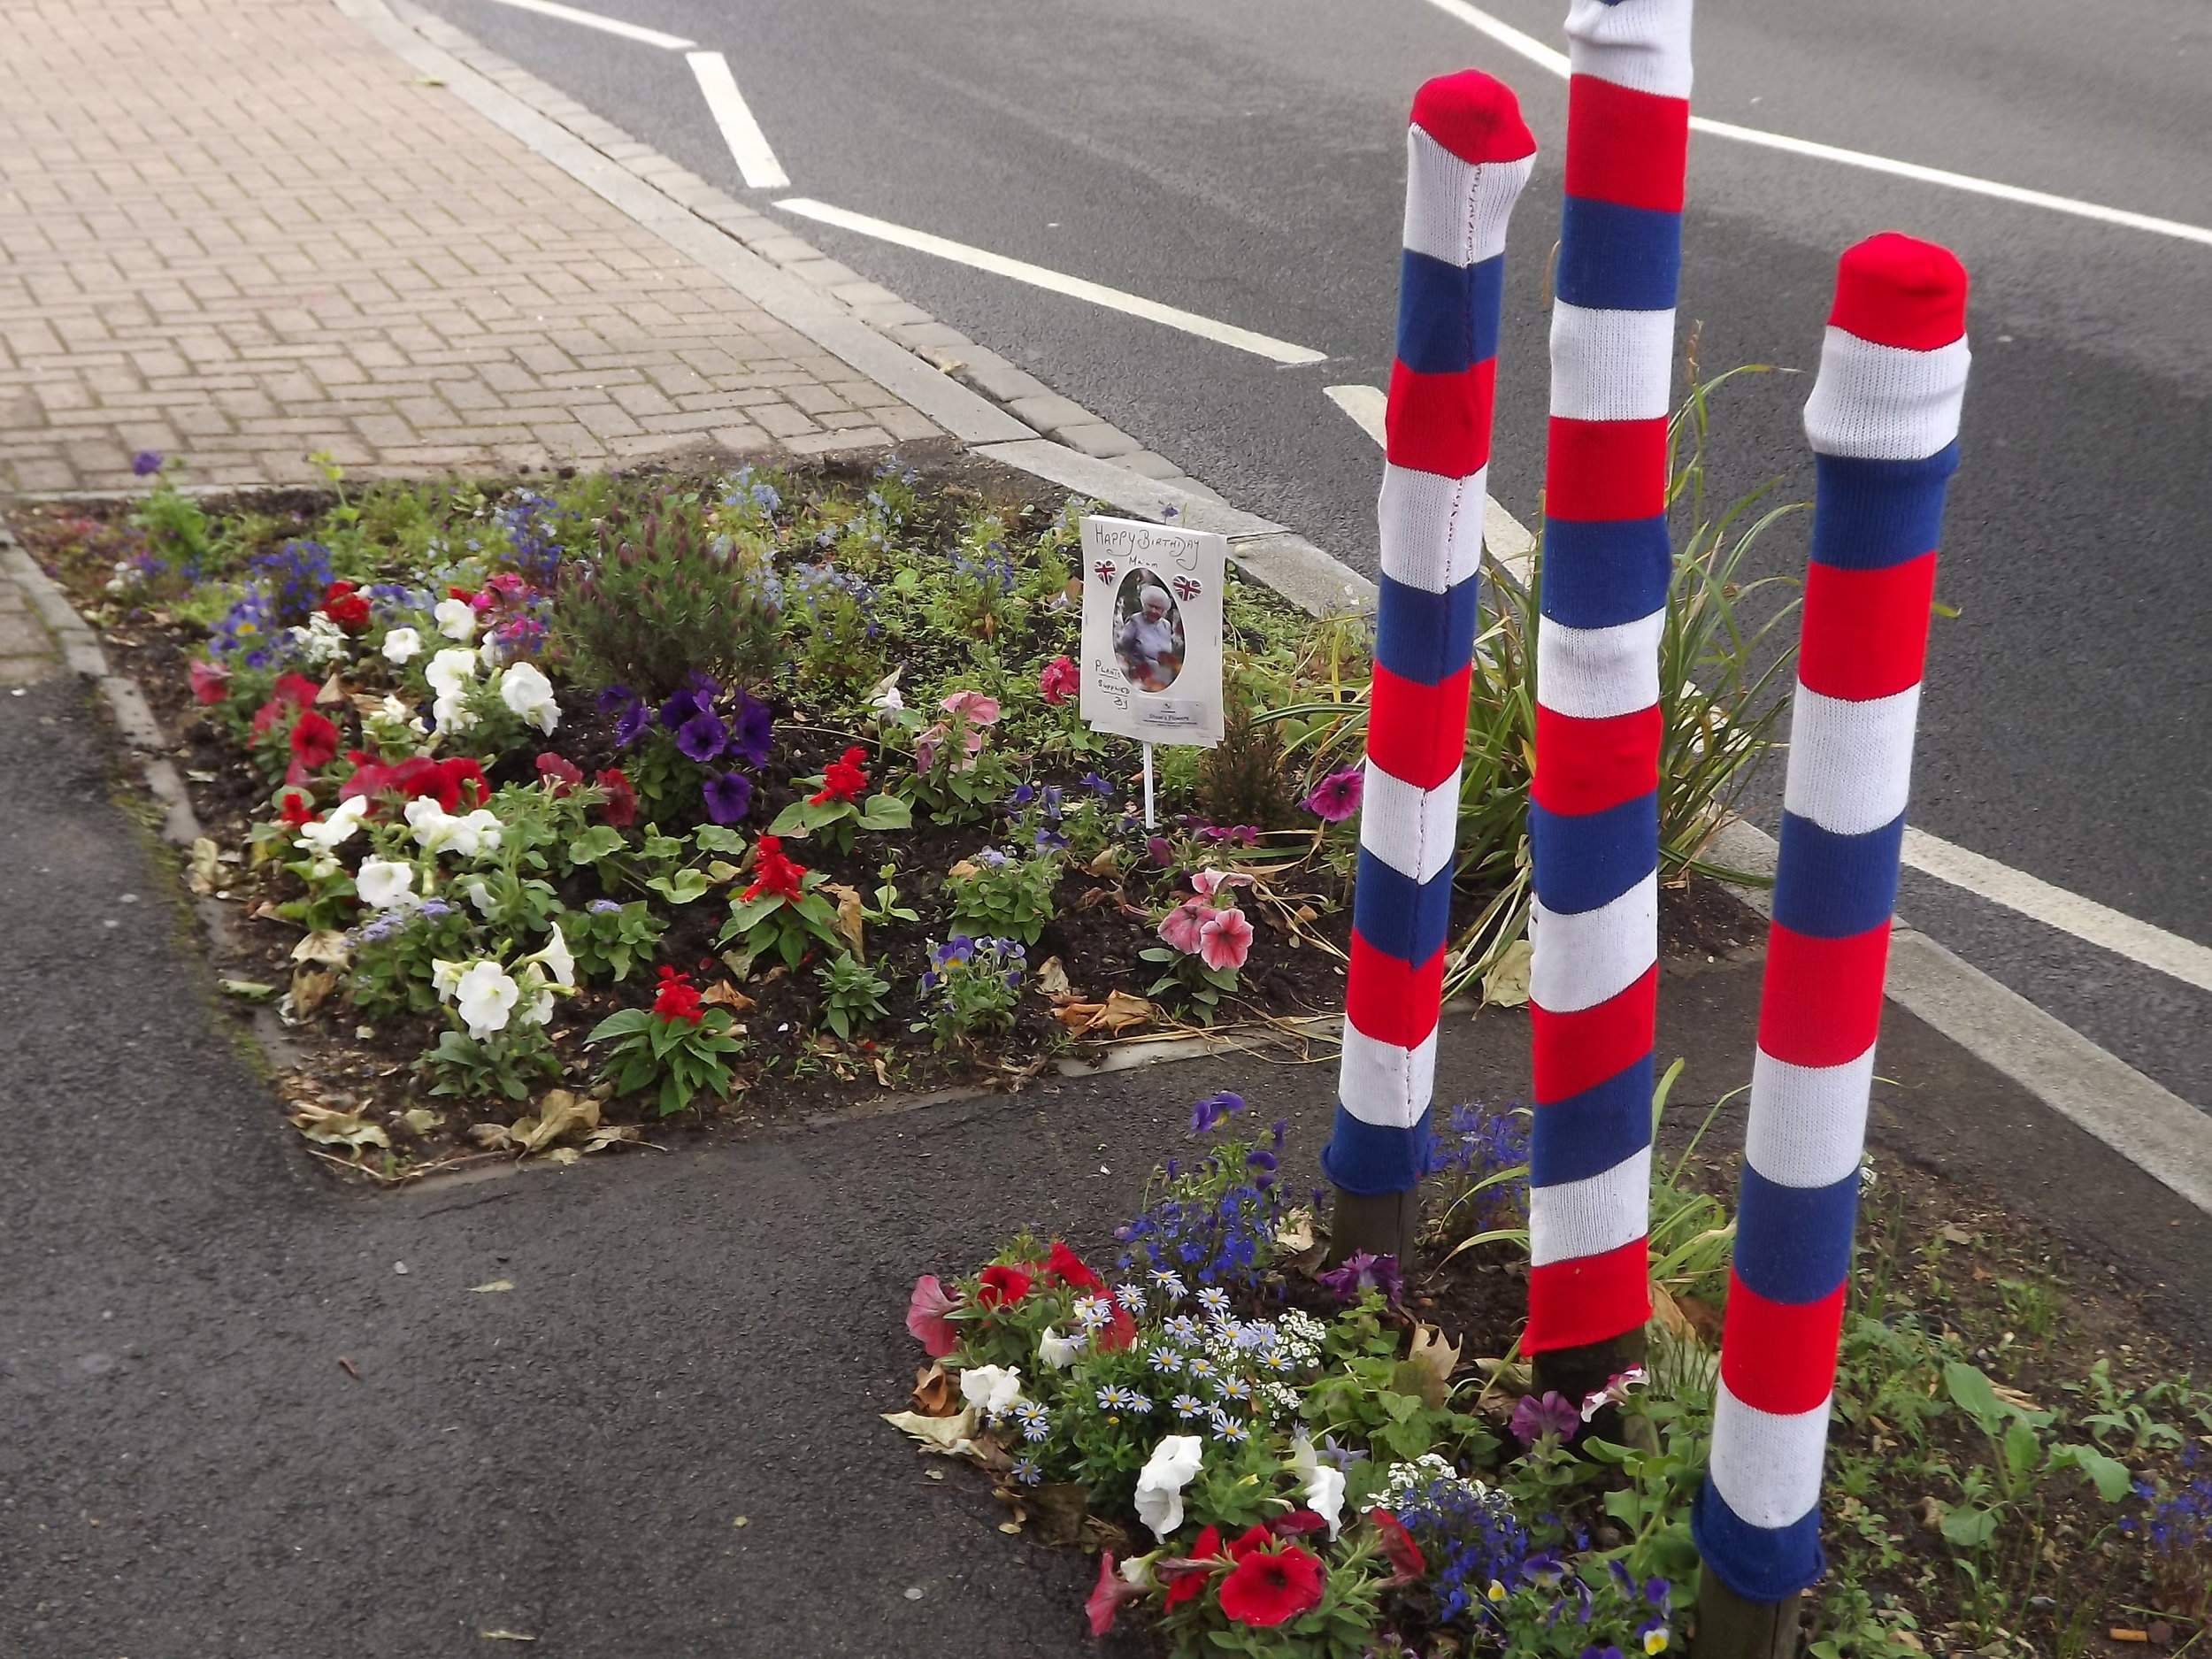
top-left (1037, 1326), bottom-right (1086, 1371)
top-left (381, 626), bottom-right (423, 664)
top-left (1288, 1433), bottom-right (1346, 1539)
top-left (1133, 1434), bottom-right (1205, 1540)
top-left (959, 1364), bottom-right (1025, 1418)
top-left (294, 795), bottom-right (371, 857)
top-left (497, 661), bottom-right (560, 735)
top-left (353, 857), bottom-right (416, 911)
top-left (434, 596), bottom-right (479, 641)
top-left (450, 959), bottom-right (519, 1039)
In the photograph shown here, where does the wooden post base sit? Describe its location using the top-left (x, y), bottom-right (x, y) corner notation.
top-left (1694, 1567), bottom-right (1801, 1659)
top-left (1325, 1185), bottom-right (1419, 1267)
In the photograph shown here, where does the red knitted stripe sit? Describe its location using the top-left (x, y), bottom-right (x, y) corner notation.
top-left (1800, 554), bottom-right (1938, 703)
top-left (1829, 232), bottom-right (1969, 351)
top-left (1532, 703), bottom-right (1663, 816)
top-left (1386, 358), bottom-right (1496, 478)
top-left (1347, 931), bottom-right (1447, 1049)
top-left (1759, 921), bottom-right (1892, 1068)
top-left (1544, 416), bottom-right (1670, 521)
top-left (1527, 1235), bottom-right (1650, 1354)
top-left (1563, 75), bottom-right (1688, 213)
top-left (1368, 662), bottom-right (1472, 790)
top-left (1719, 1273), bottom-right (1847, 1416)
top-left (1531, 967), bottom-right (1656, 1103)
top-left (1410, 68), bottom-right (1537, 165)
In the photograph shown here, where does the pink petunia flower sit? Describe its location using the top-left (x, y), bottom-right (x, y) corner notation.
top-left (188, 658), bottom-right (232, 704)
top-left (905, 1274), bottom-right (959, 1357)
top-left (1197, 906), bottom-right (1254, 972)
top-left (1189, 869), bottom-right (1254, 898)
top-left (938, 690), bottom-right (1002, 726)
top-left (1037, 656), bottom-right (1079, 705)
top-left (1157, 899), bottom-right (1209, 955)
top-left (1303, 766), bottom-right (1364, 823)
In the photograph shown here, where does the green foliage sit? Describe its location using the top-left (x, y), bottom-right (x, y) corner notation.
top-left (1195, 697), bottom-right (1298, 832)
top-left (814, 952), bottom-right (891, 1041)
top-left (942, 848), bottom-right (1059, 946)
top-left (415, 1025), bottom-right (561, 1102)
top-left (914, 936), bottom-right (1025, 1049)
top-left (558, 901), bottom-right (665, 983)
top-left (587, 1003), bottom-right (745, 1117)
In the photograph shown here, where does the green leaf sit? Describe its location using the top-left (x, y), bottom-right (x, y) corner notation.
top-left (693, 824), bottom-right (747, 855)
top-left (856, 793), bottom-right (912, 831)
top-left (1939, 1504), bottom-right (1998, 1548)
top-left (2049, 1443), bottom-right (2132, 1502)
top-left (1943, 1362), bottom-right (2011, 1432)
top-left (646, 868), bottom-right (712, 905)
top-left (766, 800), bottom-right (813, 837)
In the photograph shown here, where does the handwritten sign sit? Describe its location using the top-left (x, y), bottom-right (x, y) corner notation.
top-left (1077, 515), bottom-right (1225, 747)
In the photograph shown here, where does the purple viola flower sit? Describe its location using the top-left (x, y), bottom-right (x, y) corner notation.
top-left (1304, 766), bottom-right (1364, 823)
top-left (702, 771), bottom-right (752, 825)
top-left (1187, 1091), bottom-right (1246, 1135)
top-left (1315, 1248), bottom-right (1402, 1305)
top-left (677, 710), bottom-right (728, 764)
top-left (1508, 1392), bottom-right (1583, 1446)
top-left (1081, 772), bottom-right (1114, 795)
top-left (132, 449), bottom-right (165, 478)
top-left (728, 689), bottom-right (773, 767)
top-left (1246, 1148), bottom-right (1278, 1172)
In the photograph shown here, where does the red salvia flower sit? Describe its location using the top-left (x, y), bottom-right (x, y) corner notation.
top-left (740, 833), bottom-right (805, 902)
top-left (595, 767), bottom-right (637, 828)
top-left (288, 710), bottom-right (340, 770)
top-left (976, 1263), bottom-right (1032, 1309)
top-left (810, 745), bottom-right (869, 805)
top-left (1217, 1540), bottom-right (1325, 1627)
top-left (652, 964), bottom-right (703, 1025)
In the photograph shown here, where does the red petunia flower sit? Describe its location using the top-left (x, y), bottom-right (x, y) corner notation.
top-left (1217, 1539), bottom-right (1325, 1627)
top-left (1095, 1296), bottom-right (1139, 1354)
top-left (740, 833), bottom-right (805, 902)
top-left (250, 698), bottom-right (289, 739)
top-left (652, 964), bottom-right (703, 1025)
top-left (535, 751), bottom-right (583, 795)
top-left (1368, 1508), bottom-right (1426, 1586)
top-left (319, 581), bottom-right (371, 633)
top-left (288, 710), bottom-right (340, 770)
top-left (1161, 1525), bottom-right (1224, 1608)
top-left (1085, 1551), bottom-right (1148, 1637)
top-left (1038, 654), bottom-right (1079, 705)
top-left (905, 1274), bottom-right (959, 1358)
top-left (272, 672), bottom-right (321, 710)
top-left (188, 659), bottom-right (231, 704)
top-left (595, 767), bottom-right (637, 828)
top-left (441, 756), bottom-right (490, 810)
top-left (1043, 1240), bottom-right (1102, 1292)
top-left (976, 1263), bottom-right (1032, 1309)
top-left (810, 746), bottom-right (869, 805)
top-left (274, 785), bottom-right (315, 828)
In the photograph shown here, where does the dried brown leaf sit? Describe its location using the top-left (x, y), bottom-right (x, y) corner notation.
top-left (825, 882), bottom-right (865, 959)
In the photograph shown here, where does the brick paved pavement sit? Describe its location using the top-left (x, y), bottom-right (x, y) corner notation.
top-left (0, 0), bottom-right (937, 495)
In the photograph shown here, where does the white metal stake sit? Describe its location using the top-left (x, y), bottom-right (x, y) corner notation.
top-left (1141, 742), bottom-right (1156, 828)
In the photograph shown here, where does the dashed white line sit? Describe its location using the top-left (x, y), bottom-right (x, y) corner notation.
top-left (1324, 383), bottom-right (1387, 446)
top-left (773, 198), bottom-right (1329, 366)
top-left (478, 0), bottom-right (695, 51)
top-left (687, 51), bottom-right (789, 190)
top-left (1326, 381), bottom-right (1533, 587)
top-left (1417, 0), bottom-right (2212, 250)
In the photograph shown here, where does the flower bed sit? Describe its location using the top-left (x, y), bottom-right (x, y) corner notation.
top-left (895, 1092), bottom-right (2212, 1655)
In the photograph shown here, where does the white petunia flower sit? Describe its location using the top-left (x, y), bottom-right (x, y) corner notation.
top-left (354, 856), bottom-right (416, 910)
top-left (516, 963), bottom-right (557, 1027)
top-left (462, 878), bottom-right (495, 917)
top-left (959, 1364), bottom-right (1025, 1418)
top-left (1288, 1433), bottom-right (1347, 1539)
top-left (425, 647), bottom-right (479, 701)
top-left (430, 958), bottom-right (468, 998)
top-left (295, 795), bottom-right (371, 856)
top-left (1133, 1434), bottom-right (1205, 1541)
top-left (380, 626), bottom-right (423, 665)
top-left (434, 596), bottom-right (479, 641)
top-left (452, 959), bottom-right (518, 1039)
top-left (524, 925), bottom-right (575, 990)
top-left (1037, 1326), bottom-right (1086, 1371)
top-left (497, 661), bottom-right (560, 735)
top-left (449, 808), bottom-right (503, 858)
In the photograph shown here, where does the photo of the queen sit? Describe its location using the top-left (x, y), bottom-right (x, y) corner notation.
top-left (1112, 568), bottom-right (1186, 692)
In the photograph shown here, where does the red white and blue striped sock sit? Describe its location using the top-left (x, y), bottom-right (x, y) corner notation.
top-left (1321, 71), bottom-right (1536, 1197)
top-left (1692, 232), bottom-right (1971, 1601)
top-left (1525, 0), bottom-right (1692, 1356)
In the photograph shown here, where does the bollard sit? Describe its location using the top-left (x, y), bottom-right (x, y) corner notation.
top-left (1321, 71), bottom-right (1536, 1264)
top-left (1525, 0), bottom-right (1694, 1402)
top-left (1690, 232), bottom-right (1971, 1649)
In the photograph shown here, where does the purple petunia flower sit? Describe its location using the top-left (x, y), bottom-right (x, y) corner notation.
top-left (677, 710), bottom-right (728, 764)
top-left (661, 686), bottom-right (710, 733)
top-left (728, 690), bottom-right (773, 767)
top-left (702, 771), bottom-right (752, 825)
top-left (1187, 1091), bottom-right (1246, 1135)
top-left (1508, 1393), bottom-right (1583, 1447)
top-left (597, 685), bottom-right (635, 715)
top-left (1304, 766), bottom-right (1364, 823)
top-left (613, 697), bottom-right (650, 747)
top-left (1316, 1248), bottom-right (1402, 1305)
top-left (132, 449), bottom-right (165, 478)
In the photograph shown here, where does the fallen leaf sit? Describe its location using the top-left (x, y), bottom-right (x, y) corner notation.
top-left (1033, 956), bottom-right (1073, 1000)
top-left (731, 1516), bottom-right (749, 1528)
top-left (1403, 1324), bottom-right (1462, 1409)
top-left (469, 1122), bottom-right (514, 1150)
top-left (1083, 848), bottom-right (1120, 879)
top-left (219, 979), bottom-right (278, 1002)
top-left (910, 1362), bottom-right (960, 1417)
top-left (882, 1406), bottom-right (979, 1455)
top-left (1938, 1222), bottom-right (1974, 1246)
top-left (543, 1146), bottom-right (581, 1166)
top-left (872, 1055), bottom-right (893, 1087)
top-left (289, 965), bottom-right (337, 1018)
top-left (825, 882), bottom-right (865, 958)
top-left (402, 1107), bottom-right (441, 1135)
top-left (1481, 938), bottom-right (1532, 1009)
top-left (511, 1089), bottom-right (599, 1154)
top-left (292, 930), bottom-right (353, 967)
top-left (467, 1280), bottom-right (514, 1294)
top-left (997, 1521), bottom-right (1022, 1534)
top-left (1990, 1382), bottom-right (2044, 1414)
top-left (315, 672), bottom-right (348, 705)
top-left (1915, 1495), bottom-right (1948, 1532)
top-left (1274, 1208), bottom-right (1316, 1253)
top-left (947, 858), bottom-right (980, 880)
top-left (288, 1102), bottom-right (388, 1148)
top-left (1055, 991), bottom-right (1155, 1036)
top-left (701, 980), bottom-right (754, 1013)
top-left (188, 837), bottom-right (222, 895)
top-left (583, 1124), bottom-right (639, 1152)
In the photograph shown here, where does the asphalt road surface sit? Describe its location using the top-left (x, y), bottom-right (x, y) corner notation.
top-left (413, 0), bottom-right (2212, 1113)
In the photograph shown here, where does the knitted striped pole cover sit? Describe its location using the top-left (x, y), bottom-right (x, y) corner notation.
top-left (1525, 0), bottom-right (1692, 1357)
top-left (1318, 72), bottom-right (1535, 1199)
top-left (1692, 232), bottom-right (1970, 1602)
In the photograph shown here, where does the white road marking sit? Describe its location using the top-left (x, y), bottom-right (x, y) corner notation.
top-left (687, 52), bottom-right (789, 190)
top-left (1328, 382), bottom-right (1535, 584)
top-left (1417, 0), bottom-right (2212, 250)
top-left (773, 198), bottom-right (1329, 365)
top-left (1901, 828), bottom-right (2212, 996)
top-left (479, 0), bottom-right (695, 51)
top-left (1324, 383), bottom-right (1387, 445)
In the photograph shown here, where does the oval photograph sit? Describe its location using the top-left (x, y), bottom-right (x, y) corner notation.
top-left (1112, 567), bottom-right (1186, 693)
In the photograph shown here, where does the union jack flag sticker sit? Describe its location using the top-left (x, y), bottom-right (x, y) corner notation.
top-left (1171, 574), bottom-right (1202, 602)
top-left (1093, 560), bottom-right (1118, 584)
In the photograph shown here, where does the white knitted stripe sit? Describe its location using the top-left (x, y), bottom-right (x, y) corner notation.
top-left (1550, 303), bottom-right (1676, 420)
top-left (1534, 611), bottom-right (1664, 720)
top-left (1530, 872), bottom-right (1660, 1013)
top-left (1338, 1023), bottom-right (1440, 1129)
top-left (1747, 1046), bottom-right (1878, 1189)
top-left (1803, 330), bottom-right (1970, 461)
top-left (1565, 0), bottom-right (1694, 99)
top-left (1379, 463), bottom-right (1487, 593)
top-left (1402, 134), bottom-right (1537, 269)
top-left (1529, 1145), bottom-right (1652, 1264)
top-left (1709, 1382), bottom-right (1831, 1530)
top-left (1361, 762), bottom-right (1463, 885)
top-left (1783, 683), bottom-right (1922, 838)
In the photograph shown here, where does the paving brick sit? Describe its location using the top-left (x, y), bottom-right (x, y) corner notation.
top-left (1056, 421), bottom-right (1143, 461)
